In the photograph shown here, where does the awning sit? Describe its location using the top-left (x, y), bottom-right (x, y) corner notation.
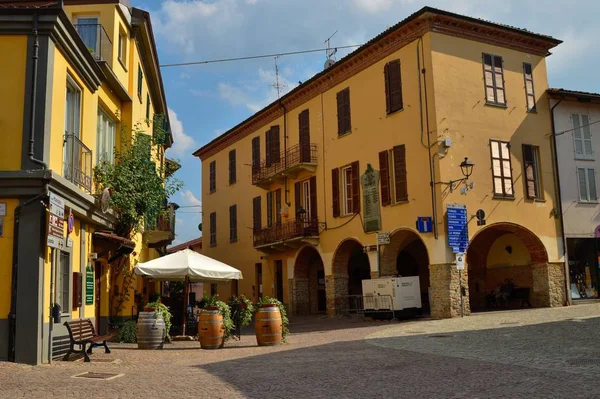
top-left (134, 249), bottom-right (242, 283)
top-left (92, 231), bottom-right (136, 262)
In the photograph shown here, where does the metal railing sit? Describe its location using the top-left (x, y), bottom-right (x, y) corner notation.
top-left (63, 133), bottom-right (93, 192)
top-left (339, 294), bottom-right (396, 318)
top-left (73, 23), bottom-right (112, 62)
top-left (252, 143), bottom-right (317, 185)
top-left (253, 217), bottom-right (325, 247)
top-left (145, 204), bottom-right (176, 233)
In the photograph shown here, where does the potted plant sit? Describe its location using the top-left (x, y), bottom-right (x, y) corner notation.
top-left (253, 296), bottom-right (289, 345)
top-left (198, 293), bottom-right (234, 349)
top-left (137, 299), bottom-right (172, 349)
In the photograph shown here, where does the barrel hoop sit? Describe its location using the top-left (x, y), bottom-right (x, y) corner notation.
top-left (256, 318), bottom-right (281, 321)
top-left (257, 333), bottom-right (283, 337)
top-left (199, 320), bottom-right (224, 324)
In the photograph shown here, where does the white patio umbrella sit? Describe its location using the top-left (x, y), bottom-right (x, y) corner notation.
top-left (135, 249), bottom-right (243, 336)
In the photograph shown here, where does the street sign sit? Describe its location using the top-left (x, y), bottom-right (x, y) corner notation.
top-left (85, 265), bottom-right (94, 305)
top-left (67, 211), bottom-right (74, 234)
top-left (47, 192), bottom-right (65, 250)
top-left (377, 232), bottom-right (390, 245)
top-left (447, 203), bottom-right (469, 253)
top-left (416, 217), bottom-right (433, 233)
top-left (456, 253), bottom-right (465, 270)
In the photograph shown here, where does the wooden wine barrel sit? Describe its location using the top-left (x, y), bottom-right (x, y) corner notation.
top-left (137, 311), bottom-right (165, 349)
top-left (255, 304), bottom-right (283, 346)
top-left (199, 308), bottom-right (225, 349)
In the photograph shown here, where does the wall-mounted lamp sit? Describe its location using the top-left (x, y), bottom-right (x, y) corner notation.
top-left (438, 157), bottom-right (476, 194)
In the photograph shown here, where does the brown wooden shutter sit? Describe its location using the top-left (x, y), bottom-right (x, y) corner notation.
top-left (252, 136), bottom-right (260, 173)
top-left (388, 60), bottom-right (403, 112)
top-left (266, 191), bottom-right (273, 227)
top-left (299, 110), bottom-right (310, 162)
top-left (275, 189), bottom-right (282, 224)
top-left (337, 90), bottom-right (345, 135)
top-left (384, 63), bottom-right (390, 114)
top-left (271, 126), bottom-right (281, 163)
top-left (309, 176), bottom-right (317, 221)
top-left (229, 150), bottom-right (236, 185)
top-left (344, 88), bottom-right (351, 133)
top-left (265, 130), bottom-right (272, 167)
top-left (253, 196), bottom-right (261, 231)
top-left (332, 168), bottom-right (340, 217)
top-left (294, 181), bottom-right (301, 217)
top-left (393, 145), bottom-right (408, 202)
top-left (523, 144), bottom-right (537, 199)
top-left (351, 161), bottom-right (360, 214)
top-left (379, 150), bottom-right (391, 206)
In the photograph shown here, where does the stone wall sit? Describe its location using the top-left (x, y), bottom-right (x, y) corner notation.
top-left (531, 263), bottom-right (566, 308)
top-left (291, 278), bottom-right (310, 315)
top-left (548, 262), bottom-right (566, 307)
top-left (326, 275), bottom-right (348, 316)
top-left (430, 263), bottom-right (470, 318)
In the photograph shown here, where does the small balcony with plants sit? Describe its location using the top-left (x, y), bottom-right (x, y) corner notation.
top-left (73, 22), bottom-right (112, 63)
top-left (63, 132), bottom-right (93, 193)
top-left (253, 215), bottom-right (326, 251)
top-left (252, 143), bottom-right (317, 189)
top-left (144, 203), bottom-right (179, 248)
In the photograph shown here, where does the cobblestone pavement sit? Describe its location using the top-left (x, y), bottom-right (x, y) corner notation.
top-left (1, 304), bottom-right (600, 398)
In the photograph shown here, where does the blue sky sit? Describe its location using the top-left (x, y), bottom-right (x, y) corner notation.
top-left (135, 0), bottom-right (600, 246)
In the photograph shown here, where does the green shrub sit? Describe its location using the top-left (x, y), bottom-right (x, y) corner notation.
top-left (117, 320), bottom-right (137, 343)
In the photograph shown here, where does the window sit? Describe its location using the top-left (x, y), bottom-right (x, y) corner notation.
top-left (483, 54), bottom-right (506, 106)
top-left (379, 145), bottom-right (408, 206)
top-left (229, 205), bottom-right (237, 243)
top-left (74, 17), bottom-right (99, 57)
top-left (573, 114), bottom-right (593, 159)
top-left (251, 136), bottom-right (260, 173)
top-left (523, 63), bottom-right (536, 112)
top-left (252, 196), bottom-right (262, 231)
top-left (265, 125), bottom-right (280, 167)
top-left (57, 251), bottom-right (70, 313)
top-left (384, 59), bottom-right (403, 114)
top-left (578, 168), bottom-right (597, 202)
top-left (336, 87), bottom-right (351, 135)
top-left (295, 176), bottom-right (317, 221)
top-left (64, 77), bottom-right (82, 181)
top-left (490, 140), bottom-right (513, 198)
top-left (267, 191), bottom-right (273, 227)
top-left (255, 263), bottom-right (263, 299)
top-left (118, 29), bottom-right (127, 65)
top-left (146, 93), bottom-right (151, 124)
top-left (97, 108), bottom-right (116, 164)
top-left (209, 212), bottom-right (217, 247)
top-left (275, 189), bottom-right (282, 225)
top-left (210, 283), bottom-right (217, 296)
top-left (332, 161), bottom-right (359, 217)
top-left (228, 149), bottom-right (236, 185)
top-left (137, 64), bottom-right (143, 100)
top-left (299, 109), bottom-right (311, 162)
top-left (209, 161), bottom-right (216, 193)
top-left (523, 145), bottom-right (542, 200)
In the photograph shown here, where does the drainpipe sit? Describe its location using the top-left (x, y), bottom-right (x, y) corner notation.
top-left (417, 38), bottom-right (438, 239)
top-left (28, 13), bottom-right (47, 170)
top-left (550, 98), bottom-right (570, 305)
top-left (278, 101), bottom-right (291, 207)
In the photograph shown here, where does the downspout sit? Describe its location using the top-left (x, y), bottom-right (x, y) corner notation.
top-left (28, 13), bottom-right (47, 170)
top-left (417, 37), bottom-right (438, 239)
top-left (550, 98), bottom-right (570, 305)
top-left (278, 101), bottom-right (291, 207)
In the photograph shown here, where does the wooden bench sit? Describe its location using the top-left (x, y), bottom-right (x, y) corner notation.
top-left (63, 319), bottom-right (111, 362)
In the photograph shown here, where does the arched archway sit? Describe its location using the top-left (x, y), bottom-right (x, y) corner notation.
top-left (467, 222), bottom-right (551, 311)
top-left (329, 238), bottom-right (370, 314)
top-left (293, 246), bottom-right (325, 315)
top-left (381, 228), bottom-right (430, 313)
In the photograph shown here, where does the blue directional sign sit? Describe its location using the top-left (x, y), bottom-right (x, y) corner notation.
top-left (447, 204), bottom-right (469, 253)
top-left (416, 217), bottom-right (433, 233)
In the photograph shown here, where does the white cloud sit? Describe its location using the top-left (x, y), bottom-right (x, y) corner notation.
top-left (353, 0), bottom-right (395, 13)
top-left (166, 108), bottom-right (195, 157)
top-left (181, 190), bottom-right (202, 207)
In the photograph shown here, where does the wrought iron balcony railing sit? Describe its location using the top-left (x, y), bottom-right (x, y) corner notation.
top-left (74, 23), bottom-right (112, 62)
top-left (252, 143), bottom-right (317, 187)
top-left (253, 218), bottom-right (325, 248)
top-left (63, 133), bottom-right (93, 192)
top-left (145, 204), bottom-right (177, 247)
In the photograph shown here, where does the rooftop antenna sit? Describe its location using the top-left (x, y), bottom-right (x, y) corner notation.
top-left (270, 56), bottom-right (287, 98)
top-left (324, 30), bottom-right (338, 69)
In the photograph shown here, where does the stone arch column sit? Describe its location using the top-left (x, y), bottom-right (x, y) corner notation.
top-left (328, 238), bottom-right (366, 316)
top-left (292, 246), bottom-right (325, 316)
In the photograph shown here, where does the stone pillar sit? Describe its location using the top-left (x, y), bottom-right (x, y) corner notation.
top-left (291, 278), bottom-right (309, 315)
top-left (325, 274), bottom-right (348, 316)
top-left (531, 263), bottom-right (565, 308)
top-left (370, 271), bottom-right (379, 279)
top-left (429, 263), bottom-right (471, 318)
top-left (309, 266), bottom-right (319, 315)
top-left (367, 251), bottom-right (379, 279)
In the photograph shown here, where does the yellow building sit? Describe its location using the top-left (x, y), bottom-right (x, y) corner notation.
top-left (194, 7), bottom-right (566, 319)
top-left (0, 0), bottom-right (175, 364)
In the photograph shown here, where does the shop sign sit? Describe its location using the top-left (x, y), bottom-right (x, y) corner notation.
top-left (85, 265), bottom-right (94, 305)
top-left (47, 192), bottom-right (65, 249)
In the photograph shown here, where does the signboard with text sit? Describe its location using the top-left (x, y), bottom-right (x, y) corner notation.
top-left (47, 192), bottom-right (65, 250)
top-left (85, 265), bottom-right (94, 305)
top-left (361, 165), bottom-right (381, 232)
top-left (447, 203), bottom-right (469, 253)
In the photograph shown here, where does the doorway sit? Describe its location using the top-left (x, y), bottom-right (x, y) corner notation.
top-left (94, 261), bottom-right (102, 333)
top-left (275, 260), bottom-right (284, 302)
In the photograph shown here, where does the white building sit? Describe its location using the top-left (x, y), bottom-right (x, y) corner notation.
top-left (549, 89), bottom-right (600, 301)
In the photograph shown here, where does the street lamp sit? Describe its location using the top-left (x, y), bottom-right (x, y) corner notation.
top-left (439, 157), bottom-right (475, 194)
top-left (459, 157), bottom-right (474, 179)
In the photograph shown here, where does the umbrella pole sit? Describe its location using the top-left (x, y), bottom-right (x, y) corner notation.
top-left (182, 276), bottom-right (189, 336)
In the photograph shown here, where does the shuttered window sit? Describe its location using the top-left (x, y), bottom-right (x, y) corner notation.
top-left (573, 114), bottom-right (593, 159)
top-left (379, 150), bottom-right (391, 206)
top-left (309, 176), bottom-right (317, 221)
top-left (265, 129), bottom-right (272, 167)
top-left (299, 109), bottom-right (311, 162)
top-left (209, 161), bottom-right (216, 193)
top-left (228, 149), bottom-right (236, 185)
top-left (265, 126), bottom-right (281, 167)
top-left (393, 145), bottom-right (408, 202)
top-left (229, 205), bottom-right (237, 243)
top-left (379, 146), bottom-right (408, 206)
top-left (336, 88), bottom-right (351, 135)
top-left (384, 59), bottom-right (403, 114)
top-left (578, 168), bottom-right (597, 202)
top-left (332, 168), bottom-right (340, 218)
top-left (334, 161), bottom-right (360, 217)
top-left (483, 54), bottom-right (506, 106)
top-left (523, 145), bottom-right (542, 200)
top-left (275, 189), bottom-right (282, 225)
top-left (209, 212), bottom-right (217, 247)
top-left (252, 196), bottom-right (261, 231)
top-left (252, 136), bottom-right (260, 173)
top-left (490, 140), bottom-right (513, 198)
top-left (523, 63), bottom-right (536, 112)
top-left (351, 161), bottom-right (360, 214)
top-left (266, 191), bottom-right (273, 227)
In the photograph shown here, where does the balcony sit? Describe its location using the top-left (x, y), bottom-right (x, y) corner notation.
top-left (63, 133), bottom-right (93, 192)
top-left (74, 23), bottom-right (112, 62)
top-left (253, 218), bottom-right (326, 251)
top-left (144, 204), bottom-right (177, 248)
top-left (252, 143), bottom-right (317, 189)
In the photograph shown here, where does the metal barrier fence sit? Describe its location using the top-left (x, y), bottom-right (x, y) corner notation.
top-left (339, 294), bottom-right (396, 319)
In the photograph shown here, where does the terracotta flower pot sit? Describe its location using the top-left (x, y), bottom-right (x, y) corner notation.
top-left (144, 307), bottom-right (156, 312)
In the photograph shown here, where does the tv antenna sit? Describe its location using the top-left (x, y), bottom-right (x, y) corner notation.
top-left (270, 55), bottom-right (287, 98)
top-left (324, 30), bottom-right (338, 69)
